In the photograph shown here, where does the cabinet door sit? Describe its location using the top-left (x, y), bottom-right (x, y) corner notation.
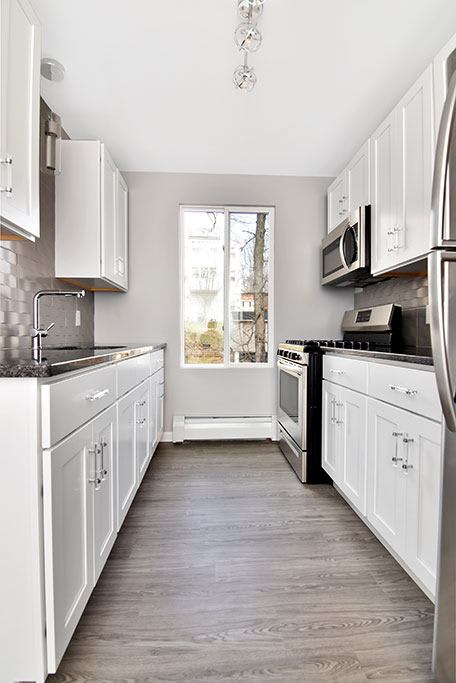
top-left (403, 412), bottom-right (442, 595)
top-left (149, 375), bottom-right (158, 455)
top-left (92, 406), bottom-right (117, 582)
top-left (115, 170), bottom-right (128, 290)
top-left (136, 383), bottom-right (150, 483)
top-left (367, 399), bottom-right (406, 554)
top-left (370, 109), bottom-right (401, 274)
top-left (433, 33), bottom-right (456, 139)
top-left (396, 66), bottom-right (434, 264)
top-left (100, 144), bottom-right (118, 285)
top-left (327, 173), bottom-right (347, 233)
top-left (347, 141), bottom-right (370, 213)
top-left (157, 390), bottom-right (164, 441)
top-left (322, 381), bottom-right (340, 480)
top-left (117, 389), bottom-right (138, 530)
top-left (338, 387), bottom-right (368, 515)
top-left (0, 0), bottom-right (40, 239)
top-left (43, 424), bottom-right (94, 673)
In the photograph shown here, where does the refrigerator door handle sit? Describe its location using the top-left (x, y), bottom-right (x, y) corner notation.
top-left (429, 250), bottom-right (456, 431)
top-left (431, 70), bottom-right (456, 248)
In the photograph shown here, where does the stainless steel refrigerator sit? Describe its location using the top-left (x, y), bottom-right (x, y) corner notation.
top-left (431, 62), bottom-right (456, 682)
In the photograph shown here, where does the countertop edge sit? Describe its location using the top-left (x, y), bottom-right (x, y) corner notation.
top-left (322, 347), bottom-right (434, 367)
top-left (0, 343), bottom-right (167, 378)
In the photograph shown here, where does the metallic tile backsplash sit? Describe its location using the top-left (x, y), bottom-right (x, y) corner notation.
top-left (0, 100), bottom-right (94, 350)
top-left (354, 275), bottom-right (431, 353)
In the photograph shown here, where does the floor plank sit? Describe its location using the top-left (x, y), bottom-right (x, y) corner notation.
top-left (47, 441), bottom-right (434, 682)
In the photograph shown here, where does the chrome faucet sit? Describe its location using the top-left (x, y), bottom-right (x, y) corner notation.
top-left (31, 289), bottom-right (86, 357)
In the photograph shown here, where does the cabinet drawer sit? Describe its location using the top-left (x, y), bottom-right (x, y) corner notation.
top-left (117, 353), bottom-right (151, 397)
top-left (42, 365), bottom-right (116, 448)
top-left (151, 349), bottom-right (164, 375)
top-left (369, 363), bottom-right (441, 421)
top-left (157, 368), bottom-right (165, 397)
top-left (323, 355), bottom-right (368, 394)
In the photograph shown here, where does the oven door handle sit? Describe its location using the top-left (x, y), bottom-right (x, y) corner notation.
top-left (277, 361), bottom-right (303, 379)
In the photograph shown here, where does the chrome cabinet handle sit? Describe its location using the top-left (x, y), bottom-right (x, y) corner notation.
top-left (88, 444), bottom-right (102, 490)
top-left (335, 401), bottom-right (344, 425)
top-left (100, 440), bottom-right (108, 479)
top-left (330, 397), bottom-right (336, 424)
top-left (86, 388), bottom-right (110, 402)
top-left (136, 400), bottom-right (146, 407)
top-left (389, 384), bottom-right (417, 396)
top-left (402, 436), bottom-right (414, 470)
top-left (136, 418), bottom-right (146, 426)
top-left (330, 369), bottom-right (344, 375)
top-left (392, 431), bottom-right (403, 463)
top-left (0, 155), bottom-right (13, 195)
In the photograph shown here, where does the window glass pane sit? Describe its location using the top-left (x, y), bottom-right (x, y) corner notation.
top-left (229, 212), bottom-right (270, 364)
top-left (182, 210), bottom-right (225, 365)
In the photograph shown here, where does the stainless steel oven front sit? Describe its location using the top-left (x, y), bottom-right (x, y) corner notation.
top-left (277, 357), bottom-right (307, 451)
top-left (321, 206), bottom-right (370, 286)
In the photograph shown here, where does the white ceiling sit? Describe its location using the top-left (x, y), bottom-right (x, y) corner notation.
top-left (33, 0), bottom-right (456, 177)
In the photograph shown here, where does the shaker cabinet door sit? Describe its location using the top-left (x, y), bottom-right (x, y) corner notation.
top-left (322, 381), bottom-right (340, 480)
top-left (43, 424), bottom-right (94, 673)
top-left (347, 141), bottom-right (370, 213)
top-left (117, 389), bottom-right (138, 530)
top-left (338, 387), bottom-right (368, 516)
top-left (92, 406), bottom-right (117, 583)
top-left (327, 174), bottom-right (347, 233)
top-left (101, 144), bottom-right (118, 285)
top-left (136, 383), bottom-right (150, 483)
top-left (115, 170), bottom-right (129, 290)
top-left (367, 399), bottom-right (406, 554)
top-left (0, 0), bottom-right (41, 239)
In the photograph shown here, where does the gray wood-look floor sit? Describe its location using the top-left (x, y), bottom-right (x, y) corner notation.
top-left (47, 441), bottom-right (435, 682)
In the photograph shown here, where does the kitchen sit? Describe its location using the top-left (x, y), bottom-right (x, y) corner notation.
top-left (1, 1), bottom-right (456, 681)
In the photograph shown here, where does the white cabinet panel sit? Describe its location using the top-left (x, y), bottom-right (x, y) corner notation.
top-left (92, 406), bottom-right (117, 583)
top-left (323, 354), bottom-right (368, 394)
top-left (43, 424), bottom-right (94, 673)
top-left (397, 66), bottom-right (434, 264)
top-left (0, 0), bottom-right (41, 239)
top-left (115, 171), bottom-right (129, 290)
top-left (117, 388), bottom-right (138, 530)
top-left (117, 353), bottom-right (151, 398)
top-left (101, 146), bottom-right (118, 286)
top-left (338, 387), bottom-right (367, 515)
top-left (347, 140), bottom-right (370, 213)
top-left (327, 174), bottom-right (347, 233)
top-left (367, 399), bottom-right (406, 554)
top-left (322, 381), bottom-right (340, 480)
top-left (371, 109), bottom-right (400, 274)
top-left (403, 412), bottom-right (442, 594)
top-left (136, 383), bottom-right (150, 483)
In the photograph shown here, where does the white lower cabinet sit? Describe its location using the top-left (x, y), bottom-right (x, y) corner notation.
top-left (117, 385), bottom-right (140, 529)
top-left (322, 380), bottom-right (367, 515)
top-left (43, 423), bottom-right (95, 673)
top-left (136, 382), bottom-right (150, 483)
top-left (367, 398), bottom-right (442, 595)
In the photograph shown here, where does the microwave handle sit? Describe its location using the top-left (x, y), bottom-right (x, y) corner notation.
top-left (339, 228), bottom-right (349, 270)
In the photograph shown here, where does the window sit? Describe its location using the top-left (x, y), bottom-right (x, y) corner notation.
top-left (180, 206), bottom-right (274, 367)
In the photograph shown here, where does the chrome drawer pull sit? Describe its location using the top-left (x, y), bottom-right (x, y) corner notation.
top-left (136, 400), bottom-right (146, 407)
top-left (136, 418), bottom-right (146, 426)
top-left (1, 155), bottom-right (13, 195)
top-left (86, 388), bottom-right (110, 402)
top-left (389, 384), bottom-right (417, 397)
top-left (330, 369), bottom-right (344, 375)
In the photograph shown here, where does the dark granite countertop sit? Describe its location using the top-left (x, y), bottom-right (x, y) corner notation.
top-left (0, 343), bottom-right (166, 378)
top-left (323, 346), bottom-right (434, 367)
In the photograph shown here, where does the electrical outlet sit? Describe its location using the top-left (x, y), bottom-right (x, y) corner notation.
top-left (75, 310), bottom-right (81, 327)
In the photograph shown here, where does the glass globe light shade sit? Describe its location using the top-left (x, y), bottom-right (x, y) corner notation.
top-left (233, 64), bottom-right (257, 92)
top-left (238, 0), bottom-right (263, 21)
top-left (234, 23), bottom-right (262, 52)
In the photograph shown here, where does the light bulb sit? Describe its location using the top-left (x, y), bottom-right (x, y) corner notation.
top-left (234, 23), bottom-right (262, 52)
top-left (238, 0), bottom-right (263, 21)
top-left (233, 64), bottom-right (257, 91)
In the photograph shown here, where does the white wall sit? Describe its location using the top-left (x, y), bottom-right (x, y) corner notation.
top-left (95, 173), bottom-right (353, 431)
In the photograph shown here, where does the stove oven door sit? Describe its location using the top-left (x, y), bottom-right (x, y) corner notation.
top-left (277, 359), bottom-right (307, 450)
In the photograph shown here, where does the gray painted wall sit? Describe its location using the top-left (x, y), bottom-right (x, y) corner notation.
top-left (95, 172), bottom-right (353, 431)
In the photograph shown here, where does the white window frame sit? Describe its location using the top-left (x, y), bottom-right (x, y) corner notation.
top-left (179, 205), bottom-right (275, 369)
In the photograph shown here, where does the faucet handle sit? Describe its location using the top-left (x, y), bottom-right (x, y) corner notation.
top-left (45, 322), bottom-right (56, 333)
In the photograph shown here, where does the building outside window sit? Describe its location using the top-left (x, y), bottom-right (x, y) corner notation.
top-left (180, 206), bottom-right (274, 367)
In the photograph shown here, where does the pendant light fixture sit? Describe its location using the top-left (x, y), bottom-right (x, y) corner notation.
top-left (233, 0), bottom-right (265, 92)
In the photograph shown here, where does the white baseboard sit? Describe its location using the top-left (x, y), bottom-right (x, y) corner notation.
top-left (160, 431), bottom-right (173, 443)
top-left (172, 415), bottom-right (276, 442)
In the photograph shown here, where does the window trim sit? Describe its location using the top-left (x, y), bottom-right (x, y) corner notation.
top-left (179, 204), bottom-right (275, 369)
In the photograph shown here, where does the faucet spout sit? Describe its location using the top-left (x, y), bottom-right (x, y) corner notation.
top-left (31, 288), bottom-right (86, 357)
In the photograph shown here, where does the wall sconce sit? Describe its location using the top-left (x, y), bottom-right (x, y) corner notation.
top-left (44, 112), bottom-right (62, 175)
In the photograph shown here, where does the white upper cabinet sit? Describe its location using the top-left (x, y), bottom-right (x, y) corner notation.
top-left (0, 0), bottom-right (41, 240)
top-left (346, 140), bottom-right (370, 214)
top-left (371, 67), bottom-right (434, 275)
top-left (55, 140), bottom-right (129, 291)
top-left (327, 174), bottom-right (347, 233)
top-left (327, 141), bottom-right (370, 233)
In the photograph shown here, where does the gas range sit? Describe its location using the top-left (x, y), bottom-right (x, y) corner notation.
top-left (277, 338), bottom-right (373, 364)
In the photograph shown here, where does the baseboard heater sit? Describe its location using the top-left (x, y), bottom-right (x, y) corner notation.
top-left (172, 416), bottom-right (276, 443)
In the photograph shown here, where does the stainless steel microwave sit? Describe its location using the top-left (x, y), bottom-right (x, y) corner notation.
top-left (321, 206), bottom-right (370, 286)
